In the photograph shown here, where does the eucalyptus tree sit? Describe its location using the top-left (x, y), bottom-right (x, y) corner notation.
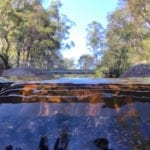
top-left (47, 0), bottom-right (75, 69)
top-left (86, 21), bottom-right (105, 64)
top-left (0, 0), bottom-right (74, 69)
top-left (96, 1), bottom-right (150, 77)
top-left (62, 58), bottom-right (75, 69)
top-left (12, 0), bottom-right (61, 67)
top-left (0, 0), bottom-right (19, 68)
top-left (122, 0), bottom-right (150, 62)
top-left (78, 54), bottom-right (95, 70)
top-left (121, 0), bottom-right (150, 28)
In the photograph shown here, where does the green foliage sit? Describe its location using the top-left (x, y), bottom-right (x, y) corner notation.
top-left (78, 54), bottom-right (95, 70)
top-left (0, 0), bottom-right (74, 69)
top-left (86, 0), bottom-right (150, 77)
top-left (62, 58), bottom-right (75, 69)
top-left (86, 21), bottom-right (105, 64)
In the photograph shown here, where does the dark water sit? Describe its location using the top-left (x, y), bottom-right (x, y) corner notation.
top-left (0, 78), bottom-right (150, 150)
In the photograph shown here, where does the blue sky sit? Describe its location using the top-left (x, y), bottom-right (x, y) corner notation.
top-left (43, 0), bottom-right (118, 60)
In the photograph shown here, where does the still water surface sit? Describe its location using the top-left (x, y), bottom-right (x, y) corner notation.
top-left (0, 78), bottom-right (150, 150)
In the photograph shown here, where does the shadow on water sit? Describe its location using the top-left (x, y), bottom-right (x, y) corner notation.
top-left (0, 78), bottom-right (150, 149)
top-left (5, 136), bottom-right (112, 150)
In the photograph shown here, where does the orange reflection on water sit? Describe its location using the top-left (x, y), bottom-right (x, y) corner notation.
top-left (22, 84), bottom-right (38, 96)
top-left (19, 81), bottom-right (149, 118)
top-left (87, 103), bottom-right (102, 116)
top-left (114, 103), bottom-right (120, 113)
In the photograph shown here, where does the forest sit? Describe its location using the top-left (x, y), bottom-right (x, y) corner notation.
top-left (0, 0), bottom-right (150, 77)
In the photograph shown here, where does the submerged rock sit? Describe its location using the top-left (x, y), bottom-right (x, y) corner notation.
top-left (120, 64), bottom-right (150, 77)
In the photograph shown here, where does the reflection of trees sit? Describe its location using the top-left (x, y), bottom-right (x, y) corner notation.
top-left (38, 102), bottom-right (50, 116)
top-left (2, 104), bottom-right (150, 149)
top-left (0, 82), bottom-right (149, 117)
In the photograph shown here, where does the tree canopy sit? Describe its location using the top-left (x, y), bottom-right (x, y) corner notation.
top-left (0, 0), bottom-right (74, 69)
top-left (86, 0), bottom-right (150, 77)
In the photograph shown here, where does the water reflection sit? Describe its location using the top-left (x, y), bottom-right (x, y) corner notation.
top-left (54, 129), bottom-right (69, 150)
top-left (1, 102), bottom-right (150, 149)
top-left (0, 78), bottom-right (149, 149)
top-left (39, 136), bottom-right (49, 150)
top-left (94, 138), bottom-right (110, 150)
top-left (5, 145), bottom-right (13, 150)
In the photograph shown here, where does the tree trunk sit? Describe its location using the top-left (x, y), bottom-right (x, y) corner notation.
top-left (16, 50), bottom-right (20, 67)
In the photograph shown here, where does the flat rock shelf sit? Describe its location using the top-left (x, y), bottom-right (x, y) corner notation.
top-left (0, 78), bottom-right (150, 150)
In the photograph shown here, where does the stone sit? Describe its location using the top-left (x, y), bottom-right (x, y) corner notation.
top-left (120, 64), bottom-right (150, 77)
top-left (1, 67), bottom-right (53, 80)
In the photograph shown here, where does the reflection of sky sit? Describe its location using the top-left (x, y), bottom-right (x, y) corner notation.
top-left (1, 102), bottom-right (150, 117)
top-left (12, 77), bottom-right (150, 84)
top-left (0, 102), bottom-right (150, 149)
